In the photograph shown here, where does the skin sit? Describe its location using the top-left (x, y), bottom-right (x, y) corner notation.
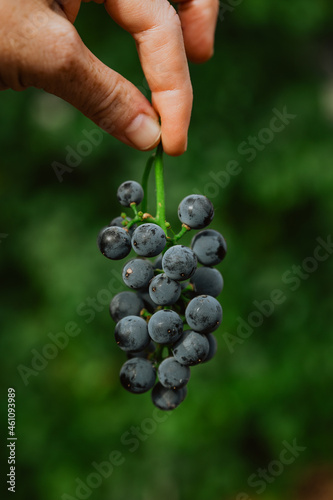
top-left (0, 0), bottom-right (219, 156)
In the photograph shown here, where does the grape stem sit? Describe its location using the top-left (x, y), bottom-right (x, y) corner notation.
top-left (139, 143), bottom-right (167, 232)
top-left (154, 143), bottom-right (167, 232)
top-left (141, 155), bottom-right (155, 214)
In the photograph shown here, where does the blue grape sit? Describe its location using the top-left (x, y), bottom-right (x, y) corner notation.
top-left (172, 330), bottom-right (210, 366)
top-left (185, 295), bottom-right (222, 334)
top-left (178, 195), bottom-right (214, 229)
top-left (153, 254), bottom-right (163, 270)
top-left (148, 310), bottom-right (183, 344)
top-left (132, 223), bottom-right (166, 257)
top-left (151, 382), bottom-right (185, 410)
top-left (162, 245), bottom-right (197, 281)
top-left (97, 226), bottom-right (131, 260)
top-left (137, 290), bottom-right (158, 313)
top-left (117, 180), bottom-right (144, 207)
top-left (202, 334), bottom-right (218, 363)
top-left (115, 316), bottom-right (150, 352)
top-left (109, 216), bottom-right (137, 237)
top-left (149, 274), bottom-right (181, 305)
top-left (179, 386), bottom-right (188, 403)
top-left (191, 229), bottom-right (227, 266)
top-left (120, 358), bottom-right (156, 394)
top-left (190, 267), bottom-right (224, 297)
top-left (109, 291), bottom-right (144, 322)
top-left (127, 340), bottom-right (156, 359)
top-left (122, 258), bottom-right (154, 289)
top-left (158, 357), bottom-right (190, 389)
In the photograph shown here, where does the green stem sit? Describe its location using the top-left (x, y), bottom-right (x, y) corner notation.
top-left (126, 215), bottom-right (141, 229)
top-left (141, 155), bottom-right (155, 214)
top-left (154, 143), bottom-right (167, 232)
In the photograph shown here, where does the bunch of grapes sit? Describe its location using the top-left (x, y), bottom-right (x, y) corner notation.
top-left (97, 149), bottom-right (227, 410)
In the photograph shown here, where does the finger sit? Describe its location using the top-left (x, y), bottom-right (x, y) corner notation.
top-left (174, 0), bottom-right (219, 63)
top-left (34, 16), bottom-right (161, 151)
top-left (103, 0), bottom-right (193, 156)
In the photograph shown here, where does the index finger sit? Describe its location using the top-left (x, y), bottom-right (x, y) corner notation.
top-left (104, 0), bottom-right (193, 156)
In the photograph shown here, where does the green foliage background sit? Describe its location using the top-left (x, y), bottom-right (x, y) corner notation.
top-left (1, 1), bottom-right (333, 499)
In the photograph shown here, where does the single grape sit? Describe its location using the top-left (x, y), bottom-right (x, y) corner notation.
top-left (153, 254), bottom-right (163, 270)
top-left (109, 216), bottom-right (137, 237)
top-left (191, 229), bottom-right (227, 266)
top-left (132, 223), bottom-right (166, 257)
top-left (149, 274), bottom-right (181, 305)
top-left (179, 385), bottom-right (188, 403)
top-left (172, 330), bottom-right (210, 366)
top-left (148, 310), bottom-right (183, 344)
top-left (151, 382), bottom-right (185, 410)
top-left (178, 194), bottom-right (214, 229)
top-left (162, 245), bottom-right (197, 281)
top-left (120, 358), bottom-right (156, 394)
top-left (202, 334), bottom-right (218, 363)
top-left (190, 267), bottom-right (224, 297)
top-left (185, 295), bottom-right (222, 334)
top-left (158, 357), bottom-right (191, 389)
top-left (109, 291), bottom-right (144, 323)
top-left (122, 258), bottom-right (154, 289)
top-left (127, 340), bottom-right (156, 360)
top-left (117, 180), bottom-right (144, 207)
top-left (137, 290), bottom-right (158, 313)
top-left (115, 316), bottom-right (150, 352)
top-left (97, 226), bottom-right (131, 260)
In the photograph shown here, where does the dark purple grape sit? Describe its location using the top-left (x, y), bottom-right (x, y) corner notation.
top-left (127, 341), bottom-right (156, 359)
top-left (172, 330), bottom-right (210, 366)
top-left (178, 195), bottom-right (214, 229)
top-left (148, 310), bottom-right (183, 344)
top-left (158, 357), bottom-right (190, 389)
top-left (151, 382), bottom-right (185, 410)
top-left (190, 267), bottom-right (224, 297)
top-left (149, 274), bottom-right (181, 305)
top-left (153, 254), bottom-right (163, 270)
top-left (162, 245), bottom-right (197, 281)
top-left (109, 216), bottom-right (137, 237)
top-left (137, 290), bottom-right (158, 313)
top-left (122, 258), bottom-right (154, 289)
top-left (97, 226), bottom-right (131, 260)
top-left (132, 223), bottom-right (166, 257)
top-left (117, 180), bottom-right (144, 207)
top-left (120, 358), bottom-right (156, 394)
top-left (115, 316), bottom-right (150, 352)
top-left (179, 386), bottom-right (187, 403)
top-left (185, 295), bottom-right (222, 334)
top-left (191, 229), bottom-right (227, 266)
top-left (109, 291), bottom-right (144, 322)
top-left (202, 334), bottom-right (218, 363)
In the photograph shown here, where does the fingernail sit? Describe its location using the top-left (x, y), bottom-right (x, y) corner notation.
top-left (125, 114), bottom-right (161, 150)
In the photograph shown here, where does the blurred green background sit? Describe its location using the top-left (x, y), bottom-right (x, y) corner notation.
top-left (1, 1), bottom-right (333, 499)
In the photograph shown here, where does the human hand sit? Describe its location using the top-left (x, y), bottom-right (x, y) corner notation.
top-left (0, 0), bottom-right (218, 156)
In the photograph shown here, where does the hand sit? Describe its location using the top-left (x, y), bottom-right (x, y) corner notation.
top-left (0, 0), bottom-right (219, 155)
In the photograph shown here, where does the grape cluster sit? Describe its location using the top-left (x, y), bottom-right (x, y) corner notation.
top-left (97, 179), bottom-right (227, 410)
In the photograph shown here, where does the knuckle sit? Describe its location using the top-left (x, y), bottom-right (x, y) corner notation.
top-left (87, 78), bottom-right (129, 128)
top-left (47, 25), bottom-right (83, 77)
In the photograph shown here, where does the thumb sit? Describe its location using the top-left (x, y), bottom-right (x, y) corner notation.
top-left (41, 24), bottom-right (161, 151)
